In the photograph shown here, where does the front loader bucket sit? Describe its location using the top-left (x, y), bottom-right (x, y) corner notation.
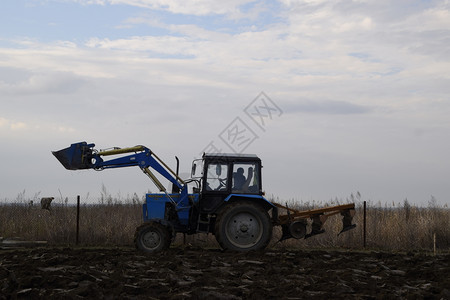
top-left (52, 142), bottom-right (94, 170)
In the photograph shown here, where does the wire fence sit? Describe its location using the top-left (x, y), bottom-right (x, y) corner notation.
top-left (0, 196), bottom-right (449, 252)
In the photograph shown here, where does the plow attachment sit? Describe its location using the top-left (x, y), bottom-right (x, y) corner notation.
top-left (52, 142), bottom-right (95, 170)
top-left (275, 203), bottom-right (356, 241)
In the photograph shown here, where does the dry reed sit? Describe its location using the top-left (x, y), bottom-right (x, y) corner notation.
top-left (1, 191), bottom-right (448, 252)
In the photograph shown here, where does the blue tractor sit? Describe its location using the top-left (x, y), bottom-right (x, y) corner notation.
top-left (53, 142), bottom-right (355, 253)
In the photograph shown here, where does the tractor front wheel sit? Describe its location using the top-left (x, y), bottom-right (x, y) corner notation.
top-left (134, 222), bottom-right (172, 253)
top-left (215, 201), bottom-right (272, 251)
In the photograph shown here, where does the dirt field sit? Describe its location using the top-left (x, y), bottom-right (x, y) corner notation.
top-left (1, 246), bottom-right (449, 299)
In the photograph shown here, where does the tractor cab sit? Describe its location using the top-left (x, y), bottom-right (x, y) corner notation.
top-left (191, 153), bottom-right (263, 214)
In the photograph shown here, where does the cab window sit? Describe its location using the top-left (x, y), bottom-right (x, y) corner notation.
top-left (232, 163), bottom-right (259, 193)
top-left (205, 163), bottom-right (228, 191)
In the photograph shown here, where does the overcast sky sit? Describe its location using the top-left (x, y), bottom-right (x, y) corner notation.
top-left (1, 0), bottom-right (449, 206)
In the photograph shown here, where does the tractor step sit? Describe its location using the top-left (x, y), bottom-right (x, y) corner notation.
top-left (196, 214), bottom-right (211, 233)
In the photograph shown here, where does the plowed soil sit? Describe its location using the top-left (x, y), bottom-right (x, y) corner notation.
top-left (1, 246), bottom-right (449, 299)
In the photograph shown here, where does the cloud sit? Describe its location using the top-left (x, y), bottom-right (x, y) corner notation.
top-left (72, 0), bottom-right (256, 16)
top-left (0, 40), bottom-right (116, 79)
top-left (285, 100), bottom-right (372, 115)
top-left (0, 117), bottom-right (9, 128)
top-left (85, 36), bottom-right (197, 57)
top-left (56, 126), bottom-right (76, 133)
top-left (10, 121), bottom-right (28, 130)
top-left (0, 70), bottom-right (87, 95)
top-left (0, 116), bottom-right (78, 139)
top-left (0, 117), bottom-right (27, 131)
top-left (1, 0), bottom-right (449, 203)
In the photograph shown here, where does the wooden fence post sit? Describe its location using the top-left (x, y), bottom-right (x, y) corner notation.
top-left (76, 195), bottom-right (80, 245)
top-left (363, 200), bottom-right (367, 248)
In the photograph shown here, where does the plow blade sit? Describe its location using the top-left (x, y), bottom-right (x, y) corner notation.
top-left (339, 224), bottom-right (356, 235)
top-left (52, 142), bottom-right (94, 170)
top-left (338, 208), bottom-right (357, 235)
top-left (305, 214), bottom-right (327, 239)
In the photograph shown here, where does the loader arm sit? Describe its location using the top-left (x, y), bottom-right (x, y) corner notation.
top-left (53, 142), bottom-right (188, 207)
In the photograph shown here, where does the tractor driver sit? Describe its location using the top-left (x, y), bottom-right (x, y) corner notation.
top-left (233, 167), bottom-right (246, 191)
top-left (233, 167), bottom-right (253, 192)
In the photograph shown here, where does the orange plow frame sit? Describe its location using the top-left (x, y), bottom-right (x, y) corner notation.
top-left (273, 203), bottom-right (356, 240)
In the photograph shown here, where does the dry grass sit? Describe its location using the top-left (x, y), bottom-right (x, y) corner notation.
top-left (271, 198), bottom-right (449, 252)
top-left (1, 191), bottom-right (448, 252)
top-left (0, 202), bottom-right (142, 246)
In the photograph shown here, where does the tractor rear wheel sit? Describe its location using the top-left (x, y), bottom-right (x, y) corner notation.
top-left (134, 222), bottom-right (172, 253)
top-left (215, 201), bottom-right (272, 251)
